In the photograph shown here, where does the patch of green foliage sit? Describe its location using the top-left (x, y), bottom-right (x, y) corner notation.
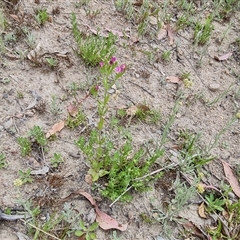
top-left (0, 153), bottom-right (7, 168)
top-left (76, 129), bottom-right (164, 201)
top-left (71, 13), bottom-right (116, 66)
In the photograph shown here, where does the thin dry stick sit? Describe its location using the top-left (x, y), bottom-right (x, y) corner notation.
top-left (134, 162), bottom-right (179, 181)
top-left (128, 81), bottom-right (155, 98)
top-left (20, 219), bottom-right (61, 240)
top-left (109, 186), bottom-right (132, 208)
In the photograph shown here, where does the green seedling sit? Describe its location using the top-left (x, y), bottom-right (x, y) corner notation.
top-left (86, 9), bottom-right (101, 19)
top-left (194, 17), bottom-right (213, 45)
top-left (71, 13), bottom-right (116, 66)
top-left (152, 179), bottom-right (196, 238)
top-left (50, 95), bottom-right (62, 115)
top-left (50, 153), bottom-right (64, 168)
top-left (18, 137), bottom-right (32, 156)
top-left (18, 169), bottom-right (33, 184)
top-left (0, 36), bottom-right (5, 54)
top-left (140, 212), bottom-right (155, 223)
top-left (4, 32), bottom-right (16, 43)
top-left (23, 27), bottom-right (36, 48)
top-left (227, 200), bottom-right (240, 224)
top-left (161, 50), bottom-right (171, 62)
top-left (29, 125), bottom-right (47, 147)
top-left (75, 220), bottom-right (98, 240)
top-left (205, 193), bottom-right (225, 213)
top-left (0, 9), bottom-right (7, 31)
top-left (17, 91), bottom-right (24, 99)
top-left (178, 130), bottom-right (215, 172)
top-left (206, 219), bottom-right (223, 240)
top-left (0, 153), bottom-right (7, 168)
top-left (176, 14), bottom-right (192, 30)
top-left (35, 9), bottom-right (49, 25)
top-left (181, 72), bottom-right (193, 88)
top-left (46, 57), bottom-right (58, 68)
top-left (66, 109), bottom-right (86, 129)
top-left (112, 230), bottom-right (123, 240)
top-left (67, 81), bottom-right (81, 96)
top-left (75, 0), bottom-right (90, 8)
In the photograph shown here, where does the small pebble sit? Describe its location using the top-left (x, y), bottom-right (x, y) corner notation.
top-left (25, 111), bottom-right (34, 117)
top-left (208, 83), bottom-right (220, 92)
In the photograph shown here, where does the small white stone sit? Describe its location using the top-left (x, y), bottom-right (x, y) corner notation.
top-left (208, 83), bottom-right (220, 92)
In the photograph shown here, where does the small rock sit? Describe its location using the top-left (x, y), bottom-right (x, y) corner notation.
top-left (149, 16), bottom-right (158, 25)
top-left (25, 111), bottom-right (34, 117)
top-left (208, 83), bottom-right (220, 92)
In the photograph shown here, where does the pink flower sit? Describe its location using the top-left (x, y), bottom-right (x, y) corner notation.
top-left (99, 62), bottom-right (104, 67)
top-left (110, 56), bottom-right (117, 64)
top-left (115, 64), bottom-right (126, 73)
top-left (95, 85), bottom-right (100, 91)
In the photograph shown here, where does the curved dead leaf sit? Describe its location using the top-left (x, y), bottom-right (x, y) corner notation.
top-left (221, 160), bottom-right (240, 198)
top-left (166, 76), bottom-right (181, 84)
top-left (67, 103), bottom-right (78, 117)
top-left (214, 52), bottom-right (232, 61)
top-left (95, 208), bottom-right (128, 231)
top-left (198, 202), bottom-right (207, 218)
top-left (157, 26), bottom-right (167, 40)
top-left (59, 190), bottom-right (128, 231)
top-left (46, 120), bottom-right (65, 138)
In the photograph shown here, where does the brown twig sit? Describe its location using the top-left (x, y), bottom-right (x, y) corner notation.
top-left (128, 81), bottom-right (155, 98)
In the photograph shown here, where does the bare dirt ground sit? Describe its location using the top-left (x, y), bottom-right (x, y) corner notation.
top-left (0, 0), bottom-right (240, 240)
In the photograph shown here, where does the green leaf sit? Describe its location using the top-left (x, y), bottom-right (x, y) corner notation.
top-left (98, 169), bottom-right (109, 177)
top-left (75, 230), bottom-right (85, 237)
top-left (88, 232), bottom-right (97, 240)
top-left (79, 219), bottom-right (87, 230)
top-left (88, 168), bottom-right (100, 182)
top-left (88, 222), bottom-right (98, 231)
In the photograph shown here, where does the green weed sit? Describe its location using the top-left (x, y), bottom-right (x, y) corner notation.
top-left (178, 130), bottom-right (215, 172)
top-left (50, 95), bottom-right (62, 115)
top-left (0, 152), bottom-right (7, 168)
top-left (66, 109), bottom-right (86, 129)
top-left (29, 126), bottom-right (47, 147)
top-left (71, 13), bottom-right (116, 66)
top-left (161, 50), bottom-right (171, 62)
top-left (18, 137), bottom-right (32, 156)
top-left (50, 153), bottom-right (64, 168)
top-left (75, 0), bottom-right (90, 8)
top-left (35, 9), bottom-right (49, 25)
top-left (46, 57), bottom-right (58, 68)
top-left (205, 192), bottom-right (225, 213)
top-left (76, 129), bottom-right (164, 201)
top-left (75, 220), bottom-right (98, 240)
top-left (18, 169), bottom-right (34, 184)
top-left (194, 17), bottom-right (214, 45)
top-left (152, 179), bottom-right (196, 238)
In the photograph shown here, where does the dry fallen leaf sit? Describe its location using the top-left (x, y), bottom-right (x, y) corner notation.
top-left (126, 105), bottom-right (138, 117)
top-left (166, 76), bottom-right (181, 84)
top-left (85, 174), bottom-right (93, 185)
top-left (221, 160), bottom-right (240, 198)
top-left (136, 103), bottom-right (150, 112)
top-left (106, 28), bottom-right (125, 37)
top-left (198, 202), bottom-right (207, 218)
top-left (157, 26), bottom-right (167, 40)
top-left (59, 190), bottom-right (128, 231)
top-left (214, 52), bottom-right (232, 61)
top-left (67, 103), bottom-right (78, 117)
top-left (183, 221), bottom-right (207, 239)
top-left (46, 120), bottom-right (65, 138)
